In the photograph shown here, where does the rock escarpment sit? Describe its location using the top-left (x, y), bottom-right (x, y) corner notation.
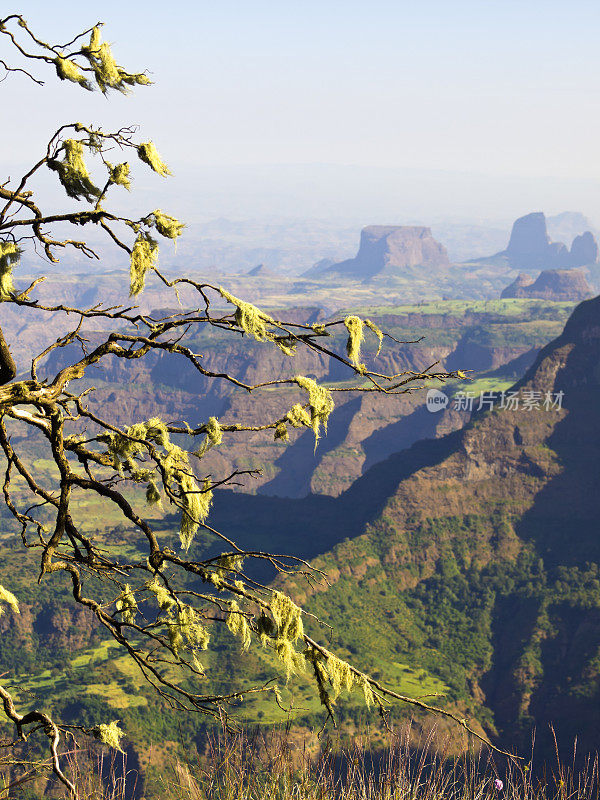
top-left (500, 212), bottom-right (599, 270)
top-left (304, 225), bottom-right (451, 281)
top-left (284, 292), bottom-right (600, 761)
top-left (501, 268), bottom-right (593, 302)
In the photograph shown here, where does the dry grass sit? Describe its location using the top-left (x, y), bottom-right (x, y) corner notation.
top-left (155, 725), bottom-right (600, 800)
top-left (2, 725), bottom-right (599, 800)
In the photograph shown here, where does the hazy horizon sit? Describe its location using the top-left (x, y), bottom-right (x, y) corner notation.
top-left (4, 0), bottom-right (600, 227)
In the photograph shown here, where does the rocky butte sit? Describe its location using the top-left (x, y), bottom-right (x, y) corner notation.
top-left (495, 212), bottom-right (599, 271)
top-left (303, 225), bottom-right (451, 281)
top-left (501, 268), bottom-right (593, 302)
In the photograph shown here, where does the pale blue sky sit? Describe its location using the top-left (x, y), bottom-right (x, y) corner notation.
top-left (3, 1), bottom-right (600, 220)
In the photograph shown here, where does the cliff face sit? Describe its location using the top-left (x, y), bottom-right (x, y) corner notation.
top-left (307, 226), bottom-right (451, 281)
top-left (501, 212), bottom-right (599, 271)
top-left (501, 269), bottom-right (593, 302)
top-left (38, 302), bottom-right (570, 498)
top-left (281, 293), bottom-right (600, 758)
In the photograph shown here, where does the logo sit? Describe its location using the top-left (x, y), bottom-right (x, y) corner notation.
top-left (426, 388), bottom-right (449, 413)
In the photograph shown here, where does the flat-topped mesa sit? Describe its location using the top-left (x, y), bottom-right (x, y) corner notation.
top-left (305, 225), bottom-right (450, 281)
top-left (503, 212), bottom-right (600, 270)
top-left (501, 268), bottom-right (593, 302)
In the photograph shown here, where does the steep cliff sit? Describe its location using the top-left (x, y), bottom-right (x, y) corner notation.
top-left (278, 292), bottom-right (600, 757)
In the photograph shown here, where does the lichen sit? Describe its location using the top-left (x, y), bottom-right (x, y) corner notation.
top-left (226, 600), bottom-right (251, 651)
top-left (179, 474), bottom-right (212, 551)
top-left (108, 162), bottom-right (131, 190)
top-left (324, 654), bottom-right (354, 699)
top-left (145, 577), bottom-right (176, 611)
top-left (274, 339), bottom-right (297, 357)
top-left (274, 422), bottom-right (289, 441)
top-left (275, 638), bottom-right (306, 680)
top-left (0, 584), bottom-right (19, 615)
top-left (270, 590), bottom-right (303, 642)
top-left (104, 416), bottom-right (168, 473)
top-left (115, 585), bottom-right (137, 624)
top-left (137, 142), bottom-right (171, 177)
top-left (294, 376), bottom-right (335, 443)
top-left (196, 417), bottom-right (223, 457)
top-left (82, 26), bottom-right (150, 94)
top-left (129, 232), bottom-right (158, 296)
top-left (359, 675), bottom-right (374, 708)
top-left (285, 404), bottom-right (312, 429)
top-left (219, 287), bottom-right (274, 342)
top-left (47, 139), bottom-right (100, 202)
top-left (214, 553), bottom-right (244, 576)
top-left (364, 318), bottom-right (384, 357)
top-left (344, 315), bottom-right (364, 366)
top-left (153, 210), bottom-right (184, 240)
top-left (54, 56), bottom-right (91, 89)
top-left (0, 241), bottom-right (20, 299)
top-left (145, 480), bottom-right (162, 506)
top-left (94, 720), bottom-right (125, 752)
top-left (171, 605), bottom-right (210, 653)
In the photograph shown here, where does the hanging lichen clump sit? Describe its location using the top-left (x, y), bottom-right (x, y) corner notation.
top-left (167, 605), bottom-right (210, 655)
top-left (364, 318), bottom-right (384, 357)
top-left (108, 162), bottom-right (131, 190)
top-left (274, 421), bottom-right (289, 441)
top-left (145, 576), bottom-right (176, 612)
top-left (196, 417), bottom-right (223, 457)
top-left (219, 287), bottom-right (274, 341)
top-left (264, 590), bottom-right (306, 679)
top-left (47, 139), bottom-right (101, 202)
top-left (0, 242), bottom-right (21, 299)
top-left (129, 232), bottom-right (159, 296)
top-left (82, 26), bottom-right (151, 94)
top-left (93, 721), bottom-right (125, 753)
top-left (103, 417), bottom-right (212, 549)
top-left (153, 210), bottom-right (185, 240)
top-left (226, 599), bottom-right (252, 651)
top-left (178, 474), bottom-right (213, 551)
top-left (0, 584), bottom-right (19, 615)
top-left (293, 376), bottom-right (334, 444)
top-left (218, 288), bottom-right (298, 356)
top-left (344, 315), bottom-right (364, 367)
top-left (270, 590), bottom-right (304, 641)
top-left (145, 576), bottom-right (210, 660)
top-left (115, 585), bottom-right (137, 624)
top-left (345, 315), bottom-right (385, 367)
top-left (137, 141), bottom-right (171, 177)
top-left (54, 55), bottom-right (91, 89)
